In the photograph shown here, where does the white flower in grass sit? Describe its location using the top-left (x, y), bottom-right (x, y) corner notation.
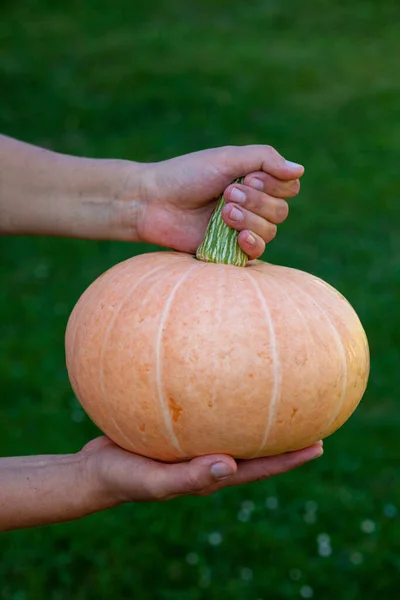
top-left (237, 509), bottom-right (251, 522)
top-left (208, 531), bottom-right (223, 546)
top-left (383, 503), bottom-right (397, 518)
top-left (265, 496), bottom-right (278, 510)
top-left (317, 532), bottom-right (332, 557)
top-left (241, 499), bottom-right (255, 512)
top-left (361, 519), bottom-right (376, 534)
top-left (318, 543), bottom-right (332, 557)
top-left (300, 585), bottom-right (314, 598)
top-left (317, 533), bottom-right (330, 544)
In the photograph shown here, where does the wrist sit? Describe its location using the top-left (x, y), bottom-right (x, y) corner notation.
top-left (45, 154), bottom-right (143, 242)
top-left (78, 445), bottom-right (124, 512)
top-left (105, 158), bottom-right (148, 243)
top-left (66, 155), bottom-right (140, 241)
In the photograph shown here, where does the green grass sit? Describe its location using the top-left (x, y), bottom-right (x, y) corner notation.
top-left (1, 0), bottom-right (400, 598)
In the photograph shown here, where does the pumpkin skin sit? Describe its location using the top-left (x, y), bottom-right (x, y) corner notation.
top-left (65, 251), bottom-right (369, 462)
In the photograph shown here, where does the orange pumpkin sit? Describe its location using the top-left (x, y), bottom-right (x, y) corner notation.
top-left (65, 181), bottom-right (369, 462)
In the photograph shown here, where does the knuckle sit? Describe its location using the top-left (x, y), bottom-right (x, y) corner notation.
top-left (185, 472), bottom-right (207, 494)
top-left (222, 144), bottom-right (239, 161)
top-left (218, 145), bottom-right (237, 170)
top-left (264, 144), bottom-right (275, 155)
top-left (264, 144), bottom-right (282, 160)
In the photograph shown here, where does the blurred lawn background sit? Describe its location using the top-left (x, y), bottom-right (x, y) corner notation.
top-left (1, 0), bottom-right (400, 598)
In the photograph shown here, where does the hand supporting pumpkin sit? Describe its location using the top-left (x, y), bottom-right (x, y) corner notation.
top-left (0, 437), bottom-right (322, 531)
top-left (0, 135), bottom-right (303, 259)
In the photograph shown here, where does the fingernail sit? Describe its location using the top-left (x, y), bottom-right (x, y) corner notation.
top-left (210, 462), bottom-right (234, 479)
top-left (230, 187), bottom-right (246, 204)
top-left (313, 449), bottom-right (324, 459)
top-left (246, 232), bottom-right (256, 246)
top-left (285, 160), bottom-right (303, 169)
top-left (229, 206), bottom-right (244, 222)
top-left (249, 178), bottom-right (264, 191)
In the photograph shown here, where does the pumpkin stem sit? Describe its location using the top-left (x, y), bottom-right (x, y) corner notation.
top-left (196, 178), bottom-right (249, 267)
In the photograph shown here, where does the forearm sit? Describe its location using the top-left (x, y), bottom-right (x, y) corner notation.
top-left (0, 135), bottom-right (140, 239)
top-left (0, 452), bottom-right (114, 531)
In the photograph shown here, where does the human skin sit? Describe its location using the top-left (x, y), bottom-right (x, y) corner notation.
top-left (0, 135), bottom-right (323, 532)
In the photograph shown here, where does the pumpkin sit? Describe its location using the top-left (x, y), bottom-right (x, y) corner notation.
top-left (65, 179), bottom-right (369, 462)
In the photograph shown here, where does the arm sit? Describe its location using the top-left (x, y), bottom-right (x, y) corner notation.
top-left (0, 452), bottom-right (110, 531)
top-left (0, 135), bottom-right (309, 531)
top-left (0, 437), bottom-right (323, 531)
top-left (0, 135), bottom-right (304, 259)
top-left (0, 134), bottom-right (138, 240)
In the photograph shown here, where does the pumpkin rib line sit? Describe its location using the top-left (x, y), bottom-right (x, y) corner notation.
top-left (273, 273), bottom-right (341, 444)
top-left (287, 278), bottom-right (348, 437)
top-left (155, 263), bottom-right (204, 458)
top-left (245, 270), bottom-right (282, 456)
top-left (68, 259), bottom-right (143, 408)
top-left (98, 263), bottom-right (175, 448)
top-left (270, 275), bottom-right (314, 411)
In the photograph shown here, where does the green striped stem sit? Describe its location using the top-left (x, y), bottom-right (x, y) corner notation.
top-left (196, 178), bottom-right (249, 267)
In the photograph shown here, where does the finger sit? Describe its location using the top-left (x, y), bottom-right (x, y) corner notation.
top-left (224, 442), bottom-right (323, 488)
top-left (237, 230), bottom-right (265, 260)
top-left (224, 184), bottom-right (289, 224)
top-left (243, 172), bottom-right (300, 198)
top-left (222, 204), bottom-right (278, 243)
top-left (146, 455), bottom-right (237, 500)
top-left (221, 145), bottom-right (304, 182)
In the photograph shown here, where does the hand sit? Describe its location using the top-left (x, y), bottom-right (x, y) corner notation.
top-left (0, 437), bottom-right (322, 532)
top-left (82, 436), bottom-right (323, 503)
top-left (126, 145), bottom-right (304, 260)
top-left (0, 136), bottom-right (303, 254)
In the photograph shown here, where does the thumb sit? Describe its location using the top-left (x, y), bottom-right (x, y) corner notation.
top-left (149, 455), bottom-right (238, 500)
top-left (221, 144), bottom-right (304, 181)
